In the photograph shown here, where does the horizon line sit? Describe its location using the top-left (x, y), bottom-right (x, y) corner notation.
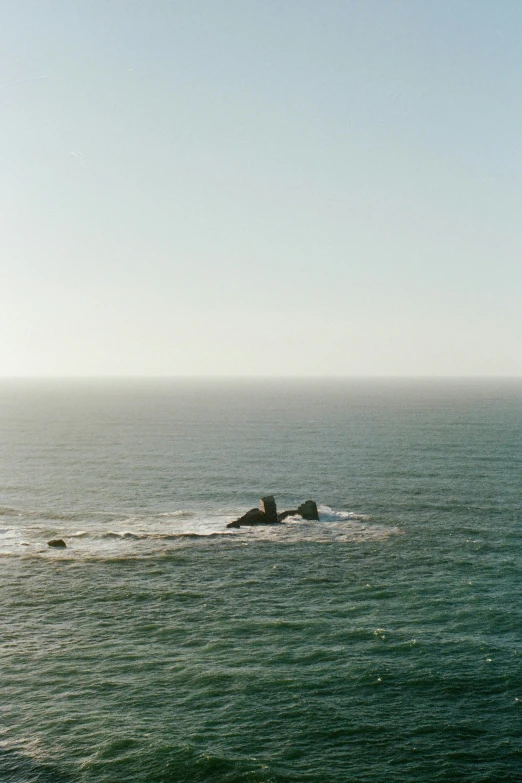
top-left (0, 375), bottom-right (521, 381)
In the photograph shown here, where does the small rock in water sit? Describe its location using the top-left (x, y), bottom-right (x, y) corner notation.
top-left (48, 539), bottom-right (67, 548)
top-left (297, 500), bottom-right (319, 521)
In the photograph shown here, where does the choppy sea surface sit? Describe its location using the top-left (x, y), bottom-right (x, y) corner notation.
top-left (0, 379), bottom-right (521, 783)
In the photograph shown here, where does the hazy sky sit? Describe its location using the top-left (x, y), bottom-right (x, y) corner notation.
top-left (1, 0), bottom-right (521, 376)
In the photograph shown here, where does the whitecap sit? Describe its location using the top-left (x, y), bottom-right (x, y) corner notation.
top-left (318, 505), bottom-right (369, 521)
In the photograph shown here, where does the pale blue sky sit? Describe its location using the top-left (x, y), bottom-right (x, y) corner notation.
top-left (1, 0), bottom-right (520, 376)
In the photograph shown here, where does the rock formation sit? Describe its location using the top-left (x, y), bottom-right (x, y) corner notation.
top-left (227, 497), bottom-right (320, 528)
top-left (277, 509), bottom-right (298, 522)
top-left (260, 495), bottom-right (278, 524)
top-left (297, 500), bottom-right (319, 521)
top-left (226, 508), bottom-right (268, 528)
top-left (48, 539), bottom-right (67, 548)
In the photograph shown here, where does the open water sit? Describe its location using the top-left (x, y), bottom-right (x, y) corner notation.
top-left (0, 379), bottom-right (521, 783)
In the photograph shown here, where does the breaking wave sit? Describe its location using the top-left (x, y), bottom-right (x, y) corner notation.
top-left (318, 504), bottom-right (369, 521)
top-left (103, 530), bottom-right (229, 541)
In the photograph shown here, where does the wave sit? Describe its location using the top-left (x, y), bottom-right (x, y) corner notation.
top-left (104, 531), bottom-right (145, 540)
top-left (0, 506), bottom-right (24, 517)
top-left (318, 505), bottom-right (369, 522)
top-left (103, 530), bottom-right (230, 541)
top-left (0, 746), bottom-right (70, 783)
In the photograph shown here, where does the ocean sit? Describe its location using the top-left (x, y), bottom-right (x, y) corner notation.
top-left (0, 379), bottom-right (521, 782)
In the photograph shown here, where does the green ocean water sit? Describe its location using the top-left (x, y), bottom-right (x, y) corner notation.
top-left (1, 379), bottom-right (521, 782)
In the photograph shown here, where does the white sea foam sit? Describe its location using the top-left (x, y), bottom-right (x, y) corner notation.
top-left (318, 505), bottom-right (369, 521)
top-left (233, 517), bottom-right (401, 544)
top-left (0, 504), bottom-right (401, 559)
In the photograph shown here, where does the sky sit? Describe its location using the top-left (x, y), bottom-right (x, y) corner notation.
top-left (1, 0), bottom-right (521, 377)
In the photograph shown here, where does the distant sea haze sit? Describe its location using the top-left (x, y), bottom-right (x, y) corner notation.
top-left (1, 379), bottom-right (521, 783)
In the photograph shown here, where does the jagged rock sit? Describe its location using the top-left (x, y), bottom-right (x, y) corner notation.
top-left (226, 508), bottom-right (266, 528)
top-left (239, 508), bottom-right (267, 526)
top-left (277, 509), bottom-right (298, 522)
top-left (260, 495), bottom-right (278, 524)
top-left (227, 497), bottom-right (320, 528)
top-left (226, 497), bottom-right (283, 528)
top-left (48, 539), bottom-right (67, 548)
top-left (297, 500), bottom-right (319, 521)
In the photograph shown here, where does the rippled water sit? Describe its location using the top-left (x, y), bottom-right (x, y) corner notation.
top-left (1, 379), bottom-right (521, 782)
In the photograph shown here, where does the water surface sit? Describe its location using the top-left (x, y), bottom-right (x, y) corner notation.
top-left (1, 379), bottom-right (521, 782)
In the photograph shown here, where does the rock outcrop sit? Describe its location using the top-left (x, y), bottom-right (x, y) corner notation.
top-left (260, 495), bottom-right (278, 524)
top-left (227, 497), bottom-right (320, 528)
top-left (226, 508), bottom-right (270, 528)
top-left (227, 496), bottom-right (281, 528)
top-left (48, 539), bottom-right (67, 548)
top-left (297, 500), bottom-right (319, 520)
top-left (277, 509), bottom-right (298, 522)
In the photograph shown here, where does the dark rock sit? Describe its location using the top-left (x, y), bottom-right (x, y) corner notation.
top-left (277, 509), bottom-right (298, 522)
top-left (48, 539), bottom-right (67, 548)
top-left (226, 508), bottom-right (267, 528)
top-left (239, 508), bottom-right (267, 526)
top-left (260, 495), bottom-right (278, 524)
top-left (226, 497), bottom-right (319, 528)
top-left (297, 500), bottom-right (319, 521)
